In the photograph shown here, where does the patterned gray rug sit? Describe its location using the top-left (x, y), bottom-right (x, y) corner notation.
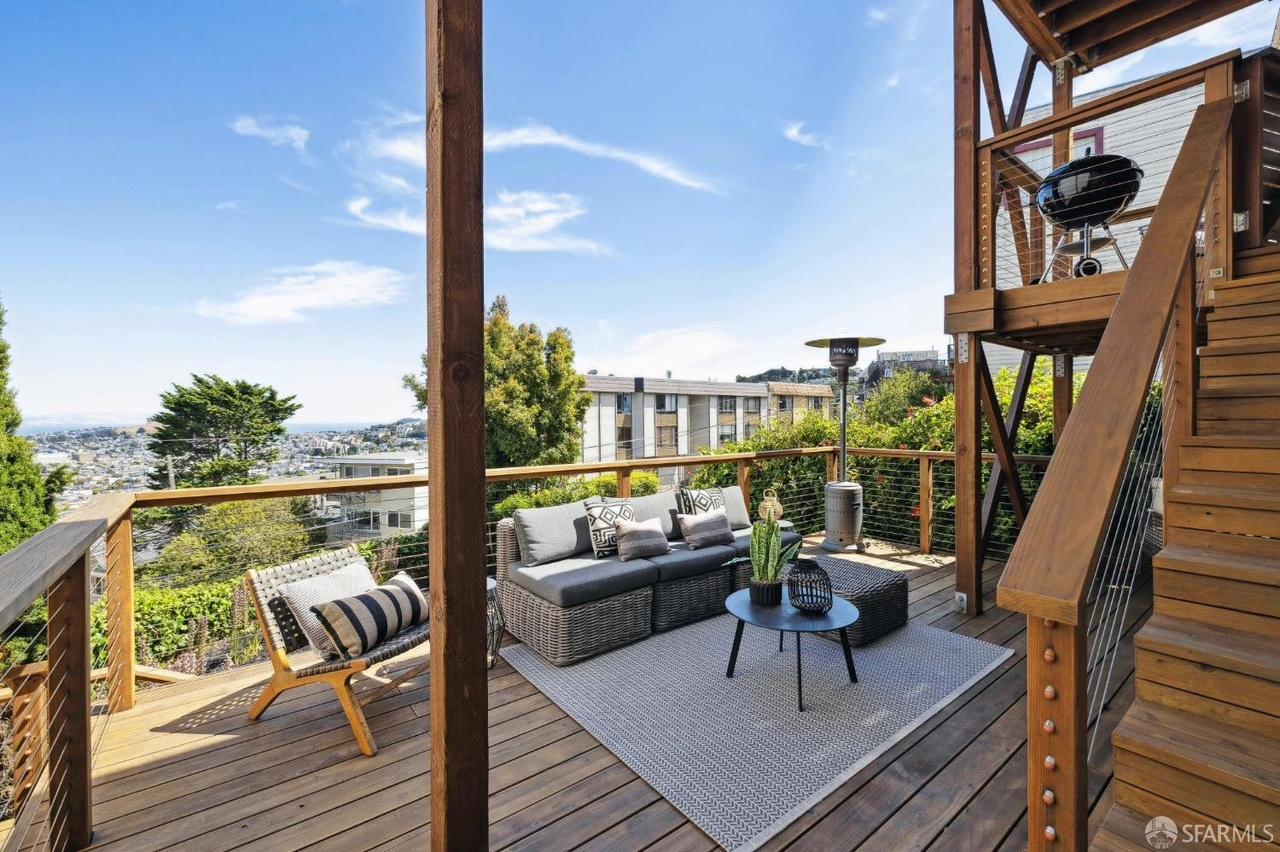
top-left (502, 614), bottom-right (1012, 852)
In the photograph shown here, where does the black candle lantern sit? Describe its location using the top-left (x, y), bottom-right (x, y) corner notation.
top-left (788, 558), bottom-right (833, 614)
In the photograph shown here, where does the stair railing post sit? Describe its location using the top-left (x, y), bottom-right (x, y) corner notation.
top-left (1026, 616), bottom-right (1088, 850)
top-left (46, 550), bottom-right (94, 851)
top-left (105, 511), bottom-right (136, 713)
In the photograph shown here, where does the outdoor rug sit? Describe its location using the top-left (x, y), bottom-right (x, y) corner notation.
top-left (501, 614), bottom-right (1013, 851)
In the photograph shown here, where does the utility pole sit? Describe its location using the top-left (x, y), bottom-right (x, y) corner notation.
top-left (166, 454), bottom-right (176, 490)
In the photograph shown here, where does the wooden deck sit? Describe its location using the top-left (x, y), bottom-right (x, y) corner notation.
top-left (79, 541), bottom-right (1150, 851)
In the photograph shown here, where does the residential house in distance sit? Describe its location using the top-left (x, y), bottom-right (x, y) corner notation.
top-left (331, 452), bottom-right (428, 539)
top-left (580, 374), bottom-right (831, 483)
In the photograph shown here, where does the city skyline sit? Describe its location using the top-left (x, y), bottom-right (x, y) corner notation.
top-left (1, 2), bottom-right (1270, 425)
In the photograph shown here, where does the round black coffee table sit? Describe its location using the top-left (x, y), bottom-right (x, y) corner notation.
top-left (725, 587), bottom-right (860, 711)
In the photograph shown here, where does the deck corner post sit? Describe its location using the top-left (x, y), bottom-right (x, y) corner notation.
top-left (47, 551), bottom-right (93, 851)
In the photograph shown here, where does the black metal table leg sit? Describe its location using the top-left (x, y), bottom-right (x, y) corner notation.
top-left (726, 619), bottom-right (745, 677)
top-left (796, 631), bottom-right (804, 712)
top-left (778, 630), bottom-right (783, 652)
top-left (840, 627), bottom-right (858, 683)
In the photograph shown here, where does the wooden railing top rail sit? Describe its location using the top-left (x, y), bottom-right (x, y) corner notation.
top-left (0, 518), bottom-right (102, 630)
top-left (997, 97), bottom-right (1236, 626)
top-left (978, 49), bottom-right (1237, 152)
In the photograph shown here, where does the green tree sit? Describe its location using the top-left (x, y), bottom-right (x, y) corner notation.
top-left (404, 296), bottom-right (591, 468)
top-left (141, 499), bottom-right (310, 583)
top-left (146, 374), bottom-right (301, 490)
top-left (0, 303), bottom-right (70, 553)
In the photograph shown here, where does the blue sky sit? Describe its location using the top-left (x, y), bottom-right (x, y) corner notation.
top-left (0, 1), bottom-right (1273, 426)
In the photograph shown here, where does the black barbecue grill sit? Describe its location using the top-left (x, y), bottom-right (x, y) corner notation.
top-left (1035, 153), bottom-right (1144, 279)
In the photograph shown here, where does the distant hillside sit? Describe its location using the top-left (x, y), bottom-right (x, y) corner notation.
top-left (736, 366), bottom-right (836, 384)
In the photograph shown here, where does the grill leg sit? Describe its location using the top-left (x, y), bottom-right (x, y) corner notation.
top-left (726, 619), bottom-right (745, 678)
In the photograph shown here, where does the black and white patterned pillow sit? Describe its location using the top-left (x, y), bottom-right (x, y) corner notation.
top-left (309, 571), bottom-right (429, 659)
top-left (678, 486), bottom-right (725, 515)
top-left (586, 500), bottom-right (635, 558)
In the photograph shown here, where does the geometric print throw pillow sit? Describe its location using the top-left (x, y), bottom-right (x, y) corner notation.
top-left (585, 499), bottom-right (635, 558)
top-left (678, 486), bottom-right (725, 516)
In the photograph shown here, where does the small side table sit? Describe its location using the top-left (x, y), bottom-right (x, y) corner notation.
top-left (487, 577), bottom-right (506, 669)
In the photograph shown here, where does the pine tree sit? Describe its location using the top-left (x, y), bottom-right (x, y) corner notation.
top-left (0, 303), bottom-right (70, 553)
top-left (404, 295), bottom-right (591, 468)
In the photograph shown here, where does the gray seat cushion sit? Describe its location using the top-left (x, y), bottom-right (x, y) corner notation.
top-left (512, 501), bottom-right (593, 567)
top-left (647, 542), bottom-right (737, 583)
top-left (508, 554), bottom-right (658, 608)
top-left (730, 527), bottom-right (802, 558)
top-left (628, 492), bottom-right (681, 539)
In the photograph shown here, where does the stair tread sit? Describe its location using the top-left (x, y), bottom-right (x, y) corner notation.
top-left (1113, 701), bottom-right (1280, 804)
top-left (1154, 544), bottom-right (1280, 587)
top-left (1198, 380), bottom-right (1280, 398)
top-left (1166, 483), bottom-right (1280, 512)
top-left (1137, 613), bottom-right (1280, 684)
top-left (1199, 339), bottom-right (1280, 357)
top-left (1093, 806), bottom-right (1175, 852)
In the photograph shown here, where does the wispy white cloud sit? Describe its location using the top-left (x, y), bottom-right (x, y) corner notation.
top-left (578, 322), bottom-right (741, 379)
top-left (196, 260), bottom-right (407, 325)
top-left (484, 123), bottom-right (720, 192)
top-left (278, 175), bottom-right (317, 194)
top-left (1074, 51), bottom-right (1147, 95)
top-left (1169, 3), bottom-right (1275, 49)
top-left (781, 120), bottom-right (832, 150)
top-left (866, 6), bottom-right (891, 24)
top-left (884, 73), bottom-right (902, 89)
top-left (230, 116), bottom-right (311, 159)
top-left (484, 190), bottom-right (611, 255)
top-left (345, 198), bottom-right (426, 235)
top-left (215, 200), bottom-right (244, 213)
top-left (344, 190), bottom-right (611, 256)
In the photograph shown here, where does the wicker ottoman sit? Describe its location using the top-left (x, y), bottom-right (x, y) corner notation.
top-left (806, 555), bottom-right (909, 647)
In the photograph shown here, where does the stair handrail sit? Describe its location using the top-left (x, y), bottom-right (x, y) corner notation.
top-left (996, 97), bottom-right (1235, 851)
top-left (997, 97), bottom-right (1236, 627)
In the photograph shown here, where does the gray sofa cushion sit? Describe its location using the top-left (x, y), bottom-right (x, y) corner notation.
top-left (629, 491), bottom-right (681, 540)
top-left (508, 554), bottom-right (659, 608)
top-left (721, 486), bottom-right (752, 530)
top-left (647, 542), bottom-right (737, 583)
top-left (731, 526), bottom-right (803, 558)
top-left (512, 501), bottom-right (593, 567)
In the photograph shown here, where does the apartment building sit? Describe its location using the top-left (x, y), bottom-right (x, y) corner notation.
top-left (580, 375), bottom-right (832, 476)
top-left (332, 452), bottom-right (428, 540)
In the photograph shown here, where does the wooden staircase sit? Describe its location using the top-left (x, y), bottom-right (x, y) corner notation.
top-left (1094, 272), bottom-right (1280, 849)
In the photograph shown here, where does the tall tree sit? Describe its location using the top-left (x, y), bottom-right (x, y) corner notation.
top-left (146, 374), bottom-right (301, 490)
top-left (0, 303), bottom-right (70, 553)
top-left (404, 296), bottom-right (591, 468)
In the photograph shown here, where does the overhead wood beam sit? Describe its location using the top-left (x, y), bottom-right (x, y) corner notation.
top-left (1089, 0), bottom-right (1258, 67)
top-left (1050, 0), bottom-right (1133, 35)
top-left (989, 0), bottom-right (1069, 65)
top-left (954, 0), bottom-right (984, 617)
top-left (1068, 0), bottom-right (1205, 55)
top-left (977, 346), bottom-right (1030, 526)
top-left (426, 0), bottom-right (489, 848)
top-left (1006, 48), bottom-right (1039, 129)
top-left (981, 350), bottom-right (1037, 545)
top-left (977, 2), bottom-right (1007, 135)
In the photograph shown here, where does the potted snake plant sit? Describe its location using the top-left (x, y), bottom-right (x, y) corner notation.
top-left (729, 518), bottom-right (801, 606)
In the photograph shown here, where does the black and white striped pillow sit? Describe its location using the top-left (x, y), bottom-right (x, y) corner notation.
top-left (311, 572), bottom-right (429, 659)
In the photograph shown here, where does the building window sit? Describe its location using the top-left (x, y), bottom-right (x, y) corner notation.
top-left (718, 424), bottom-right (737, 443)
top-left (617, 426), bottom-right (633, 459)
top-left (656, 393), bottom-right (677, 413)
top-left (810, 396), bottom-right (824, 410)
top-left (657, 425), bottom-right (677, 447)
top-left (385, 466), bottom-right (411, 477)
top-left (616, 393), bottom-right (633, 414)
top-left (744, 423), bottom-right (758, 438)
top-left (387, 511), bottom-right (414, 529)
top-left (744, 397), bottom-right (761, 413)
top-left (777, 396), bottom-right (793, 412)
top-left (718, 397), bottom-right (736, 413)
top-left (342, 466), bottom-right (354, 478)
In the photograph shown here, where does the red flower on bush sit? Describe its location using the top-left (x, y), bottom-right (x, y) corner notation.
top-left (910, 505), bottom-right (921, 518)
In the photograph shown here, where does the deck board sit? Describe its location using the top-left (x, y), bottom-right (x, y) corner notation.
top-left (68, 541), bottom-right (1149, 852)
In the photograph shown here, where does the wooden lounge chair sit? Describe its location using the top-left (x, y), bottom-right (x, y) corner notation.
top-left (244, 546), bottom-right (431, 756)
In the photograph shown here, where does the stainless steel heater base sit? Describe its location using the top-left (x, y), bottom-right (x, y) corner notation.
top-left (821, 481), bottom-right (866, 553)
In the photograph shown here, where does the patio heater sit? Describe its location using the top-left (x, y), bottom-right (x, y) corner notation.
top-left (805, 336), bottom-right (885, 553)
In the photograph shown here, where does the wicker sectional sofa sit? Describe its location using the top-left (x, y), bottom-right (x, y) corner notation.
top-left (495, 487), bottom-right (802, 666)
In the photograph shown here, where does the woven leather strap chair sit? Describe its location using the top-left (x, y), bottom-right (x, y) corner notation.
top-left (244, 546), bottom-right (431, 756)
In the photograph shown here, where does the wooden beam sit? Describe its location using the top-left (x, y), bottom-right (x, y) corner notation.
top-left (1205, 59), bottom-right (1233, 280)
top-left (426, 0), bottom-right (488, 847)
top-left (977, 2), bottom-right (1007, 135)
top-left (955, 0), bottom-right (980, 295)
top-left (977, 345), bottom-right (1029, 526)
top-left (1006, 48), bottom-right (1039, 129)
top-left (989, 0), bottom-right (1068, 66)
top-left (1049, 0), bottom-right (1131, 35)
top-left (1051, 63), bottom-right (1074, 282)
top-left (918, 455), bottom-right (933, 555)
top-left (1052, 354), bottom-right (1074, 444)
top-left (1088, 1), bottom-right (1257, 67)
top-left (46, 552), bottom-right (93, 851)
top-left (997, 97), bottom-right (1235, 625)
top-left (1066, 0), bottom-right (1204, 54)
top-left (981, 351), bottom-right (1037, 545)
top-left (105, 513), bottom-right (135, 713)
top-left (955, 334), bottom-right (985, 616)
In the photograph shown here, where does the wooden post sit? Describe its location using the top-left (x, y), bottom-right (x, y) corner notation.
top-left (953, 0), bottom-right (983, 617)
top-left (1050, 63), bottom-right (1075, 281)
top-left (46, 552), bottom-right (93, 851)
top-left (736, 460), bottom-right (751, 513)
top-left (105, 512), bottom-right (135, 713)
top-left (1052, 354), bottom-right (1074, 445)
top-left (1165, 251), bottom-right (1198, 498)
top-left (1025, 617), bottom-right (1087, 850)
top-left (982, 351), bottom-right (1037, 546)
top-left (426, 0), bottom-right (488, 847)
top-left (1205, 60), bottom-right (1232, 282)
top-left (918, 456), bottom-right (933, 555)
top-left (616, 468), bottom-right (632, 498)
top-left (826, 448), bottom-right (838, 483)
